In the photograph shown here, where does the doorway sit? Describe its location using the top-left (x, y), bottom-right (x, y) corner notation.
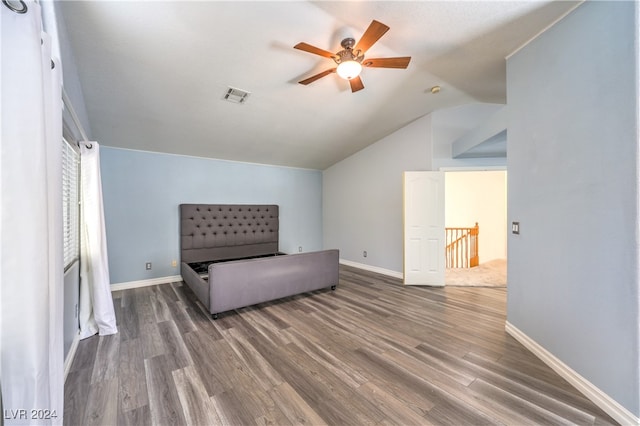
top-left (444, 170), bottom-right (507, 286)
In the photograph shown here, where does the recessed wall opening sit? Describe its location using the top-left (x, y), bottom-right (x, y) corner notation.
top-left (444, 169), bottom-right (507, 287)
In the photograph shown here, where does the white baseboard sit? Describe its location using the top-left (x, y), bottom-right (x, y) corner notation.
top-left (111, 264), bottom-right (402, 290)
top-left (64, 331), bottom-right (80, 383)
top-left (339, 259), bottom-right (403, 279)
top-left (110, 275), bottom-right (181, 292)
top-left (505, 321), bottom-right (639, 426)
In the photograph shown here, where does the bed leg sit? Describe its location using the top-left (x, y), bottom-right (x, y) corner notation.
top-left (331, 285), bottom-right (336, 291)
top-left (212, 313), bottom-right (219, 320)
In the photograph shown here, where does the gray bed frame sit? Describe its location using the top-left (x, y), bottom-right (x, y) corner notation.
top-left (180, 204), bottom-right (339, 319)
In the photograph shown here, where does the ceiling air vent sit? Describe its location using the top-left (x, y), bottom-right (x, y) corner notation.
top-left (222, 87), bottom-right (251, 104)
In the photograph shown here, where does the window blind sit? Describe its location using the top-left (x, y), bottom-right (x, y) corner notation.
top-left (62, 138), bottom-right (80, 270)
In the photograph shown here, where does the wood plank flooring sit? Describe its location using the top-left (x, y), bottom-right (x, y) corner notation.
top-left (64, 265), bottom-right (617, 425)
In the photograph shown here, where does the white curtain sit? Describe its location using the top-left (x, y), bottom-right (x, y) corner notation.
top-left (79, 142), bottom-right (118, 339)
top-left (1, 1), bottom-right (64, 424)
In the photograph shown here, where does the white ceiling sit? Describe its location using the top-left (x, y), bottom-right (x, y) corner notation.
top-left (59, 1), bottom-right (579, 170)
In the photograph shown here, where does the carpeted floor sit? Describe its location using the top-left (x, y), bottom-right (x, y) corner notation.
top-left (445, 258), bottom-right (507, 287)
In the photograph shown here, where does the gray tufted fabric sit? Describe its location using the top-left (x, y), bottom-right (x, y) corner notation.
top-left (180, 204), bottom-right (279, 263)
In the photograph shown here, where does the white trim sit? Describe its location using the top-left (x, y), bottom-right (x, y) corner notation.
top-left (62, 88), bottom-right (90, 142)
top-left (63, 331), bottom-right (80, 383)
top-left (110, 275), bottom-right (181, 291)
top-left (505, 321), bottom-right (640, 426)
top-left (339, 259), bottom-right (403, 279)
top-left (439, 165), bottom-right (506, 172)
top-left (506, 2), bottom-right (584, 60)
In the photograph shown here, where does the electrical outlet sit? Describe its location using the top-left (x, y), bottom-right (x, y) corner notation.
top-left (171, 259), bottom-right (177, 268)
top-left (512, 222), bottom-right (520, 235)
top-left (363, 251), bottom-right (367, 258)
top-left (145, 262), bottom-right (152, 270)
top-left (298, 246), bottom-right (302, 252)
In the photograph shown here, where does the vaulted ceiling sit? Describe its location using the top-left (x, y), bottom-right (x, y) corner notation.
top-left (59, 1), bottom-right (580, 170)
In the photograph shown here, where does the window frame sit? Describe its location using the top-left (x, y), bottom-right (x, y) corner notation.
top-left (62, 136), bottom-right (80, 272)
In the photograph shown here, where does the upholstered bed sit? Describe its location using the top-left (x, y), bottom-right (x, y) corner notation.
top-left (180, 204), bottom-right (339, 318)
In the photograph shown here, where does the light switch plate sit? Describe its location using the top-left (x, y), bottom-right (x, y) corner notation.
top-left (512, 222), bottom-right (520, 235)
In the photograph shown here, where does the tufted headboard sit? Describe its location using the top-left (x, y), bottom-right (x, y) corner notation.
top-left (180, 204), bottom-right (279, 263)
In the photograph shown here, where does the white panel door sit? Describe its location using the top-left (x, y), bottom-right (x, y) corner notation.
top-left (403, 171), bottom-right (445, 286)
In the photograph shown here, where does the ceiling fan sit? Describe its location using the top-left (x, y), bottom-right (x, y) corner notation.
top-left (294, 20), bottom-right (411, 93)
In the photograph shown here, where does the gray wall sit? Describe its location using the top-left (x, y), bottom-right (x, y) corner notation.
top-left (323, 106), bottom-right (509, 275)
top-left (323, 115), bottom-right (432, 273)
top-left (101, 147), bottom-right (323, 284)
top-left (431, 103), bottom-right (506, 170)
top-left (507, 1), bottom-right (639, 416)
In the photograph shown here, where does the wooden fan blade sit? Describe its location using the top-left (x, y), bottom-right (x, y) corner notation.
top-left (298, 68), bottom-right (336, 85)
top-left (349, 76), bottom-right (365, 93)
top-left (363, 57), bottom-right (411, 69)
top-left (354, 20), bottom-right (390, 54)
top-left (294, 42), bottom-right (335, 59)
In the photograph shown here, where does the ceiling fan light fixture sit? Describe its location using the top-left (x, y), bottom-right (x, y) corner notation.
top-left (294, 21), bottom-right (410, 92)
top-left (336, 60), bottom-right (362, 80)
